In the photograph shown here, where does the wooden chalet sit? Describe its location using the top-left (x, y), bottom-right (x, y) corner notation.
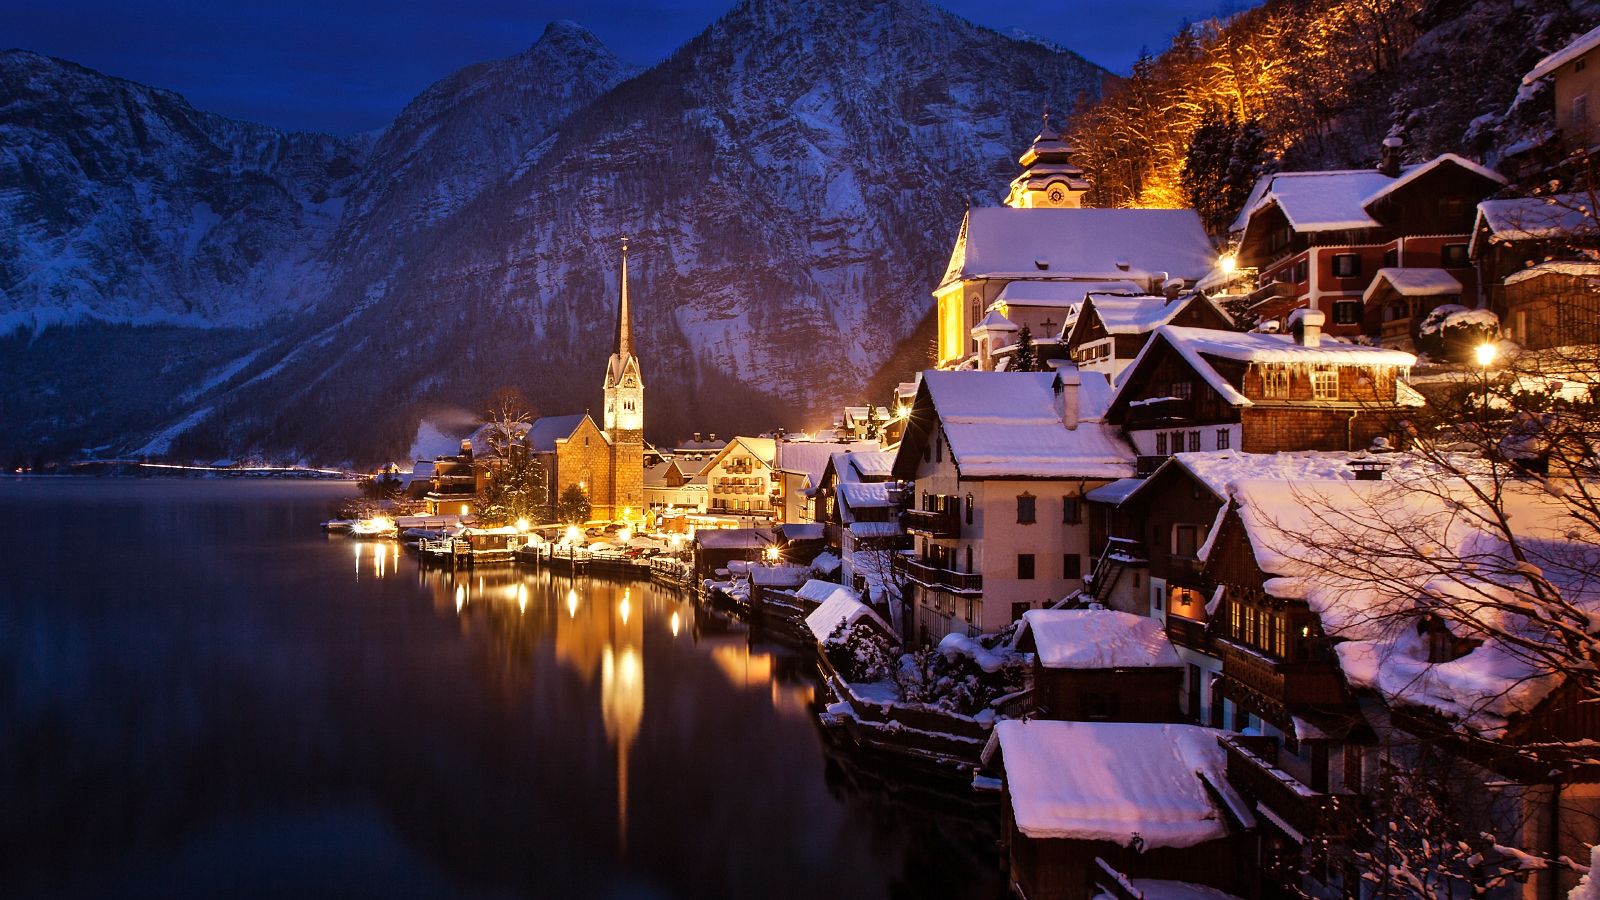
top-left (1470, 194), bottom-right (1600, 342)
top-left (1104, 317), bottom-right (1419, 476)
top-left (1014, 608), bottom-right (1183, 723)
top-left (1063, 292), bottom-right (1233, 380)
top-left (1232, 152), bottom-right (1505, 336)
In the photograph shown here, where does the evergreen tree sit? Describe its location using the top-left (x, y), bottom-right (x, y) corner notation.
top-left (1012, 326), bottom-right (1037, 373)
top-left (555, 483), bottom-right (591, 525)
top-left (1181, 109), bottom-right (1271, 236)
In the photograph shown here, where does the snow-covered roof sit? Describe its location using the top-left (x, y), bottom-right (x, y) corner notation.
top-left (750, 564), bottom-right (809, 587)
top-left (1225, 476), bottom-right (1600, 736)
top-left (804, 586), bottom-right (890, 641)
top-left (848, 521), bottom-right (903, 539)
top-left (1234, 155), bottom-right (1502, 235)
top-left (1234, 168), bottom-right (1400, 232)
top-left (844, 450), bottom-right (895, 479)
top-left (1361, 268), bottom-right (1463, 303)
top-left (1019, 609), bottom-right (1181, 669)
top-left (942, 207), bottom-right (1214, 288)
top-left (778, 523), bottom-right (826, 542)
top-left (994, 279), bottom-right (1145, 309)
top-left (1083, 295), bottom-right (1193, 334)
top-left (1132, 449), bottom-right (1485, 506)
top-left (1503, 260), bottom-right (1600, 286)
top-left (919, 370), bottom-right (1134, 479)
top-left (776, 439), bottom-right (874, 489)
top-left (1524, 24), bottom-right (1600, 84)
top-left (973, 310), bottom-right (1020, 333)
top-left (991, 720), bottom-right (1250, 847)
top-left (1474, 194), bottom-right (1597, 246)
top-left (797, 577), bottom-right (855, 604)
top-left (526, 414), bottom-right (588, 451)
top-left (837, 480), bottom-right (894, 511)
top-left (1095, 880), bottom-right (1242, 900)
top-left (1084, 477), bottom-right (1146, 506)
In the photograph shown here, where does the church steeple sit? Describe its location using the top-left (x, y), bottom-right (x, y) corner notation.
top-left (1005, 107), bottom-right (1092, 209)
top-left (614, 236), bottom-right (632, 361)
top-left (603, 236), bottom-right (643, 437)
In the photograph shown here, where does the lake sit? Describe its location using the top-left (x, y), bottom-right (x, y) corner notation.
top-left (0, 479), bottom-right (999, 899)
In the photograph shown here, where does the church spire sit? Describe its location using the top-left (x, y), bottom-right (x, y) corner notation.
top-left (614, 236), bottom-right (632, 361)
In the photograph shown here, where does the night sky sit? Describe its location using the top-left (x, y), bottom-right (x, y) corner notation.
top-left (7, 0), bottom-right (1250, 134)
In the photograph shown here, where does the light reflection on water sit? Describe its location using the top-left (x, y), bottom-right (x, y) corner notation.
top-left (0, 479), bottom-right (998, 899)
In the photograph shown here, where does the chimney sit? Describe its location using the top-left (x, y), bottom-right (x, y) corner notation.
top-left (1053, 372), bottom-right (1080, 430)
top-left (1293, 308), bottom-right (1325, 347)
top-left (1378, 135), bottom-right (1403, 178)
top-left (693, 432), bottom-right (701, 442)
top-left (709, 433), bottom-right (717, 442)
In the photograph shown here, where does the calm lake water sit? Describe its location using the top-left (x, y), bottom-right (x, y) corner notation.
top-left (0, 479), bottom-right (999, 899)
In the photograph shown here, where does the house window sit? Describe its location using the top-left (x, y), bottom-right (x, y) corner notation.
top-left (935, 434), bottom-right (943, 463)
top-left (1188, 430), bottom-right (1201, 452)
top-left (965, 545), bottom-right (974, 573)
top-left (1576, 94), bottom-right (1590, 126)
top-left (1332, 300), bottom-right (1363, 325)
top-left (1311, 365), bottom-right (1339, 399)
top-left (1262, 365), bottom-right (1290, 399)
top-left (1383, 248), bottom-right (1398, 268)
top-left (1062, 497), bottom-right (1081, 524)
top-left (1170, 431), bottom-right (1185, 455)
top-left (1084, 693), bottom-right (1119, 720)
top-left (1155, 432), bottom-right (1168, 455)
top-left (1017, 494), bottom-right (1036, 524)
top-left (1171, 381), bottom-right (1193, 400)
top-left (1172, 524), bottom-right (1204, 558)
top-left (965, 493), bottom-right (974, 525)
top-left (1012, 601), bottom-right (1032, 621)
top-left (1017, 554), bottom-right (1036, 580)
top-left (1332, 254), bottom-right (1361, 279)
top-left (1442, 243), bottom-right (1469, 268)
top-left (1216, 429), bottom-right (1230, 450)
top-left (1063, 553), bottom-right (1081, 579)
top-left (1294, 259), bottom-right (1309, 282)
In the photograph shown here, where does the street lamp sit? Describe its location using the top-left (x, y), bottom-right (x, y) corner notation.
top-left (1475, 343), bottom-right (1497, 369)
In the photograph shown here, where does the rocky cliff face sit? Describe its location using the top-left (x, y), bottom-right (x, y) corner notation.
top-left (0, 0), bottom-right (1109, 465)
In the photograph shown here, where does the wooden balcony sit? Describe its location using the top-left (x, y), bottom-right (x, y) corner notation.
top-left (1124, 397), bottom-right (1194, 427)
top-left (1220, 734), bottom-right (1354, 841)
top-left (902, 507), bottom-right (960, 538)
top-left (1245, 279), bottom-right (1301, 310)
top-left (1219, 639), bottom-right (1345, 709)
top-left (1165, 613), bottom-right (1211, 652)
top-left (892, 554), bottom-right (982, 594)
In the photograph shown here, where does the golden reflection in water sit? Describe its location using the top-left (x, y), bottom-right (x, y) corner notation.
top-left (601, 644), bottom-right (643, 851)
top-left (618, 589), bottom-right (631, 626)
top-left (454, 584), bottom-right (465, 614)
top-left (516, 583), bottom-right (527, 615)
top-left (669, 610), bottom-right (681, 637)
top-left (566, 588), bottom-right (578, 619)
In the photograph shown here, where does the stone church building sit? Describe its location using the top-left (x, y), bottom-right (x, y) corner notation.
top-left (526, 240), bottom-right (646, 522)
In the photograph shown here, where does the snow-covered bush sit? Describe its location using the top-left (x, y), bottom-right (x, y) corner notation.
top-left (824, 621), bottom-right (897, 683)
top-left (895, 631), bottom-right (1027, 716)
top-left (1416, 304), bottom-right (1499, 361)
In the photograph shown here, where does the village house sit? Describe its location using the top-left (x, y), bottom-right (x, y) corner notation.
top-left (987, 719), bottom-right (1256, 900)
top-left (1470, 194), bottom-right (1599, 346)
top-left (702, 436), bottom-right (779, 520)
top-left (1104, 315), bottom-right (1420, 474)
top-left (422, 439), bottom-right (479, 515)
top-left (1201, 474), bottom-right (1600, 897)
top-left (1523, 24), bottom-right (1600, 160)
top-left (1359, 267), bottom-right (1466, 349)
top-left (1014, 608), bottom-right (1183, 723)
top-left (891, 369), bottom-right (1133, 643)
top-left (811, 449), bottom-right (904, 624)
top-left (934, 117), bottom-right (1215, 369)
top-left (642, 457), bottom-right (707, 514)
top-left (1062, 292), bottom-right (1233, 380)
top-left (773, 438), bottom-right (876, 524)
top-left (1231, 151), bottom-right (1506, 338)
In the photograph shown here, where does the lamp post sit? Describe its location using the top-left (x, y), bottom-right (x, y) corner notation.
top-left (1475, 342), bottom-right (1497, 432)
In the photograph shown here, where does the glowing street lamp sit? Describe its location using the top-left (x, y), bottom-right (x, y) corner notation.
top-left (763, 546), bottom-right (780, 564)
top-left (1218, 253), bottom-right (1238, 275)
top-left (515, 518), bottom-right (530, 533)
top-left (1475, 343), bottom-right (1497, 368)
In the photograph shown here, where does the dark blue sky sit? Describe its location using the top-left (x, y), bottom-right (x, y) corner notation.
top-left (8, 0), bottom-right (1246, 134)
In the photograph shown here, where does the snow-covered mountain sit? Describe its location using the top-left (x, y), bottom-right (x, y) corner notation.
top-left (0, 0), bottom-right (1110, 465)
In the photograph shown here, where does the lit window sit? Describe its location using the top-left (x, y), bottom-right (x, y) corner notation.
top-left (1312, 365), bottom-right (1339, 399)
top-left (1262, 365), bottom-right (1290, 399)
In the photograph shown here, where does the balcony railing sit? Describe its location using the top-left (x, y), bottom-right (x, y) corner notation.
top-left (892, 554), bottom-right (982, 593)
top-left (1245, 279), bottom-right (1301, 310)
top-left (902, 507), bottom-right (960, 538)
top-left (1220, 734), bottom-right (1353, 840)
top-left (1165, 613), bottom-right (1211, 651)
top-left (1124, 397), bottom-right (1195, 428)
top-left (1219, 640), bottom-right (1345, 708)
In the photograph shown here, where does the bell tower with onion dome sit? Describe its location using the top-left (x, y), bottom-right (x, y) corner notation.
top-left (1005, 109), bottom-right (1092, 209)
